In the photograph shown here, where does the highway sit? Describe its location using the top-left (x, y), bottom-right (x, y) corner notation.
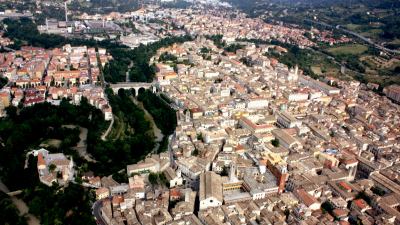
top-left (305, 19), bottom-right (400, 55)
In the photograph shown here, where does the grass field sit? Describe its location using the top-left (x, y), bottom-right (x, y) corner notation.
top-left (311, 66), bottom-right (322, 75)
top-left (345, 24), bottom-right (362, 31)
top-left (360, 29), bottom-right (383, 39)
top-left (390, 39), bottom-right (400, 45)
top-left (108, 112), bottom-right (130, 140)
top-left (327, 44), bottom-right (368, 56)
top-left (40, 139), bottom-right (62, 148)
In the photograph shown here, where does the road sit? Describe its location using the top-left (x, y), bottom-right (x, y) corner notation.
top-left (93, 200), bottom-right (106, 225)
top-left (3, 46), bottom-right (15, 52)
top-left (305, 19), bottom-right (400, 55)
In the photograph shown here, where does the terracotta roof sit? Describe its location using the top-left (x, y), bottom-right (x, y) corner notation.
top-left (354, 199), bottom-right (368, 209)
top-left (170, 188), bottom-right (181, 198)
top-left (112, 195), bottom-right (124, 205)
top-left (339, 220), bottom-right (351, 225)
top-left (332, 208), bottom-right (349, 218)
top-left (338, 181), bottom-right (352, 192)
top-left (296, 189), bottom-right (318, 207)
top-left (37, 153), bottom-right (46, 167)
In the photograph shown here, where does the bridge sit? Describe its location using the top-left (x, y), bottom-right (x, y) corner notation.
top-left (110, 82), bottom-right (157, 96)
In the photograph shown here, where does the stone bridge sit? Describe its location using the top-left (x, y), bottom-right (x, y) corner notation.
top-left (110, 82), bottom-right (157, 96)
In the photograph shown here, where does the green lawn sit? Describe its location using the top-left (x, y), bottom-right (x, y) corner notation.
top-left (327, 44), bottom-right (368, 56)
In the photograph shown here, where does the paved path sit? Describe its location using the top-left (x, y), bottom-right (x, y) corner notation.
top-left (0, 179), bottom-right (40, 225)
top-left (101, 116), bottom-right (114, 141)
top-left (126, 61), bottom-right (134, 82)
top-left (12, 197), bottom-right (40, 225)
top-left (63, 125), bottom-right (96, 162)
top-left (131, 97), bottom-right (164, 154)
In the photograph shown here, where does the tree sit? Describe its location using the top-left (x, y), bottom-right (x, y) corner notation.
top-left (271, 139), bottom-right (280, 147)
top-left (112, 172), bottom-right (128, 183)
top-left (48, 164), bottom-right (57, 173)
top-left (137, 90), bottom-right (177, 136)
top-left (148, 172), bottom-right (158, 185)
top-left (224, 43), bottom-right (244, 53)
top-left (321, 201), bottom-right (334, 213)
top-left (371, 186), bottom-right (386, 196)
top-left (197, 133), bottom-right (203, 142)
top-left (0, 192), bottom-right (28, 225)
top-left (158, 173), bottom-right (168, 186)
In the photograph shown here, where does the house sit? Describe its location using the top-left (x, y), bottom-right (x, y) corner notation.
top-left (163, 167), bottom-right (183, 188)
top-left (128, 175), bottom-right (146, 199)
top-left (294, 189), bottom-right (321, 211)
top-left (96, 187), bottom-right (110, 200)
top-left (351, 199), bottom-right (371, 214)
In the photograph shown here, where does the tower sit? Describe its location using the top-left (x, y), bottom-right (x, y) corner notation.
top-left (64, 1), bottom-right (68, 23)
top-left (46, 18), bottom-right (49, 32)
top-left (341, 62), bottom-right (346, 75)
top-left (229, 162), bottom-right (237, 182)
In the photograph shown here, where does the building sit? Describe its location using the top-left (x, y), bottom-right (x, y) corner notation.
top-left (383, 85), bottom-right (400, 103)
top-left (35, 148), bottom-right (74, 186)
top-left (199, 171), bottom-right (223, 210)
top-left (127, 158), bottom-right (160, 175)
top-left (294, 189), bottom-right (321, 211)
top-left (271, 129), bottom-right (302, 149)
top-left (276, 111), bottom-right (302, 128)
top-left (96, 187), bottom-right (110, 200)
top-left (163, 167), bottom-right (183, 188)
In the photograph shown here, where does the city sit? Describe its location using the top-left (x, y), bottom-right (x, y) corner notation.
top-left (0, 1), bottom-right (399, 225)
